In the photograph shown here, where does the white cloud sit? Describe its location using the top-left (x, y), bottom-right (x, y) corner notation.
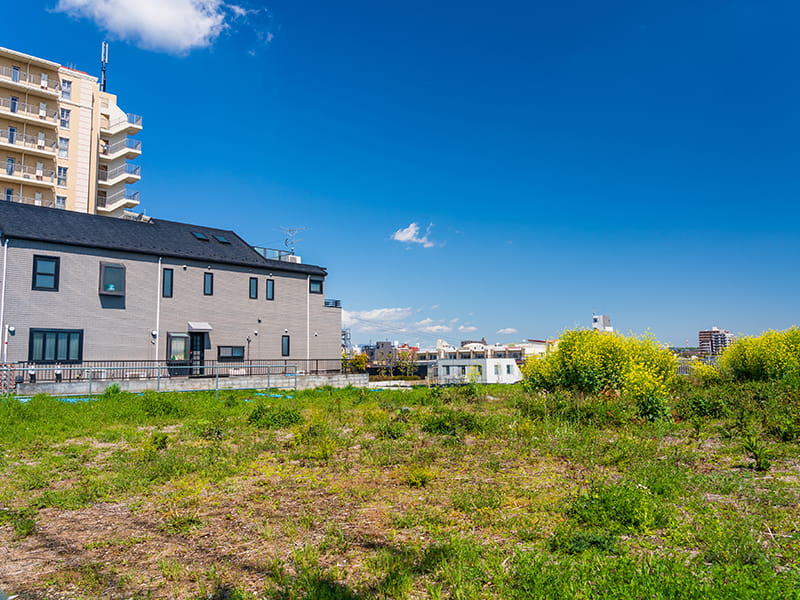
top-left (420, 324), bottom-right (451, 333)
top-left (496, 328), bottom-right (518, 335)
top-left (54, 0), bottom-right (269, 54)
top-left (391, 222), bottom-right (436, 248)
top-left (343, 307), bottom-right (412, 329)
top-left (458, 325), bottom-right (478, 332)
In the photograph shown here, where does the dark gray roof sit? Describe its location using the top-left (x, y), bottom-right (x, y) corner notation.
top-left (0, 202), bottom-right (326, 276)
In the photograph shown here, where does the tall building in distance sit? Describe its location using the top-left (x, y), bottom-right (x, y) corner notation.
top-left (0, 46), bottom-right (142, 217)
top-left (698, 327), bottom-right (734, 356)
top-left (592, 313), bottom-right (613, 333)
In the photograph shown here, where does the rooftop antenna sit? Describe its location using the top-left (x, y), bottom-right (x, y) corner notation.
top-left (279, 226), bottom-right (307, 255)
top-left (100, 41), bottom-right (109, 92)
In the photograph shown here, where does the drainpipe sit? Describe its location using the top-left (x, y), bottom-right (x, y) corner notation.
top-left (0, 237), bottom-right (8, 363)
top-left (155, 257), bottom-right (162, 361)
top-left (306, 275), bottom-right (311, 361)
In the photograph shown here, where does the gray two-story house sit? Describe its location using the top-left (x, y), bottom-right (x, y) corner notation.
top-left (0, 202), bottom-right (342, 371)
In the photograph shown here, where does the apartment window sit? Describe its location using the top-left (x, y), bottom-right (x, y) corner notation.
top-left (9, 96), bottom-right (17, 113)
top-left (99, 262), bottom-right (125, 296)
top-left (506, 364), bottom-right (513, 375)
top-left (34, 191), bottom-right (42, 206)
top-left (218, 346), bottom-right (245, 361)
top-left (61, 79), bottom-right (72, 100)
top-left (32, 255), bottom-right (60, 291)
top-left (60, 108), bottom-right (70, 128)
top-left (309, 278), bottom-right (323, 294)
top-left (4, 158), bottom-right (13, 176)
top-left (4, 188), bottom-right (13, 203)
top-left (11, 66), bottom-right (20, 83)
top-left (39, 102), bottom-right (46, 117)
top-left (29, 329), bottom-right (83, 363)
top-left (162, 268), bottom-right (174, 298)
top-left (55, 196), bottom-right (66, 209)
top-left (7, 127), bottom-right (16, 144)
top-left (281, 335), bottom-right (290, 357)
top-left (40, 73), bottom-right (48, 88)
top-left (58, 137), bottom-right (69, 158)
top-left (266, 278), bottom-right (274, 301)
top-left (57, 167), bottom-right (67, 187)
top-left (167, 333), bottom-right (189, 361)
top-left (204, 272), bottom-right (214, 296)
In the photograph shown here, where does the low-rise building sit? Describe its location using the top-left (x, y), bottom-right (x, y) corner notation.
top-left (0, 202), bottom-right (341, 369)
top-left (428, 358), bottom-right (522, 385)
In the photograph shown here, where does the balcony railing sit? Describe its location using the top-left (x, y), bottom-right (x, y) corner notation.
top-left (0, 66), bottom-right (60, 92)
top-left (0, 97), bottom-right (58, 123)
top-left (324, 299), bottom-right (342, 308)
top-left (0, 128), bottom-right (57, 152)
top-left (1, 192), bottom-right (55, 207)
top-left (98, 162), bottom-right (141, 181)
top-left (97, 189), bottom-right (140, 208)
top-left (101, 113), bottom-right (143, 132)
top-left (100, 137), bottom-right (142, 156)
top-left (1, 161), bottom-right (56, 183)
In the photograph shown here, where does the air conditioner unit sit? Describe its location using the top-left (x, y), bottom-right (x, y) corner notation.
top-left (37, 135), bottom-right (45, 149)
top-left (39, 107), bottom-right (46, 118)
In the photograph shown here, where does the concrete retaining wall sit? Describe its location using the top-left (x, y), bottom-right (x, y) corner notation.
top-left (15, 373), bottom-right (369, 396)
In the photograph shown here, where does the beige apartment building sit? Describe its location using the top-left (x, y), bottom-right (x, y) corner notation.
top-left (0, 46), bottom-right (142, 217)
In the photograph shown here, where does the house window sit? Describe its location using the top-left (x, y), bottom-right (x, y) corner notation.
top-left (204, 272), bottom-right (213, 295)
top-left (167, 333), bottom-right (189, 361)
top-left (309, 278), bottom-right (323, 294)
top-left (162, 268), bottom-right (173, 298)
top-left (218, 346), bottom-right (245, 361)
top-left (266, 278), bottom-right (274, 301)
top-left (58, 137), bottom-right (69, 158)
top-left (60, 108), bottom-right (70, 128)
top-left (55, 196), bottom-right (66, 209)
top-left (99, 262), bottom-right (125, 295)
top-left (281, 335), bottom-right (290, 357)
top-left (57, 166), bottom-right (67, 187)
top-left (29, 329), bottom-right (83, 363)
top-left (32, 255), bottom-right (60, 291)
top-left (249, 277), bottom-right (258, 299)
top-left (61, 79), bottom-right (72, 100)
top-left (9, 96), bottom-right (17, 113)
top-left (4, 188), bottom-right (12, 203)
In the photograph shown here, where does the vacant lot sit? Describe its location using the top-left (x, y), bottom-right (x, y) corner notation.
top-left (1, 382), bottom-right (799, 599)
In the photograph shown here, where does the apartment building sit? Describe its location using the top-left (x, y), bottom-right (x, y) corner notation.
top-left (698, 327), bottom-right (734, 356)
top-left (0, 46), bottom-right (142, 217)
top-left (0, 202), bottom-right (342, 367)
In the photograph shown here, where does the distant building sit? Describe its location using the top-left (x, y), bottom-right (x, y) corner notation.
top-left (428, 357), bottom-right (522, 385)
top-left (592, 314), bottom-right (613, 333)
top-left (698, 327), bottom-right (734, 356)
top-left (0, 46), bottom-right (143, 216)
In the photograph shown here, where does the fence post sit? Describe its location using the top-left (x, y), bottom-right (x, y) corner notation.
top-left (157, 363), bottom-right (161, 391)
top-left (215, 364), bottom-right (219, 402)
top-left (267, 365), bottom-right (270, 393)
top-left (88, 368), bottom-right (92, 396)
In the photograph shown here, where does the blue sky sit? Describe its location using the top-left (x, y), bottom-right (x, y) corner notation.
top-left (6, 0), bottom-right (800, 348)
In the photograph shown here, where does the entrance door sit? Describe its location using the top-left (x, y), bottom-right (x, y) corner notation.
top-left (189, 332), bottom-right (205, 376)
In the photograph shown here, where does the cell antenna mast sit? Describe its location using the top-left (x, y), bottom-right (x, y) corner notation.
top-left (279, 226), bottom-right (307, 254)
top-left (100, 41), bottom-right (109, 92)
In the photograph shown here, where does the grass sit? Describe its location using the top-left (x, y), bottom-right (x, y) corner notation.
top-left (0, 382), bottom-right (799, 598)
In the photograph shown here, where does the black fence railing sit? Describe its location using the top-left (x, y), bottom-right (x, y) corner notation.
top-left (10, 358), bottom-right (342, 384)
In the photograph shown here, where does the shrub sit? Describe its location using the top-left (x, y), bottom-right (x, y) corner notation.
top-left (718, 328), bottom-right (800, 382)
top-left (140, 392), bottom-right (185, 418)
top-left (689, 360), bottom-right (725, 386)
top-left (248, 404), bottom-right (303, 429)
top-left (567, 481), bottom-right (669, 532)
top-left (523, 329), bottom-right (677, 403)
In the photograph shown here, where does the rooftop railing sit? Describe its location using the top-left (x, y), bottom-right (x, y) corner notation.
top-left (253, 247), bottom-right (296, 261)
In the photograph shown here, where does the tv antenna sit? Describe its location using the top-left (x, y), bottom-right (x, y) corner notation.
top-left (100, 41), bottom-right (109, 92)
top-left (279, 226), bottom-right (307, 254)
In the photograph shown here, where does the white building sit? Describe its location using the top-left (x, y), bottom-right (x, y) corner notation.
top-left (428, 357), bottom-right (523, 385)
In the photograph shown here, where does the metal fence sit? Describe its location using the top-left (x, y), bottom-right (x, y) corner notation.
top-left (6, 358), bottom-right (341, 386)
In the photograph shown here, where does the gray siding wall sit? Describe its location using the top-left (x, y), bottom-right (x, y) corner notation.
top-left (0, 239), bottom-right (341, 363)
